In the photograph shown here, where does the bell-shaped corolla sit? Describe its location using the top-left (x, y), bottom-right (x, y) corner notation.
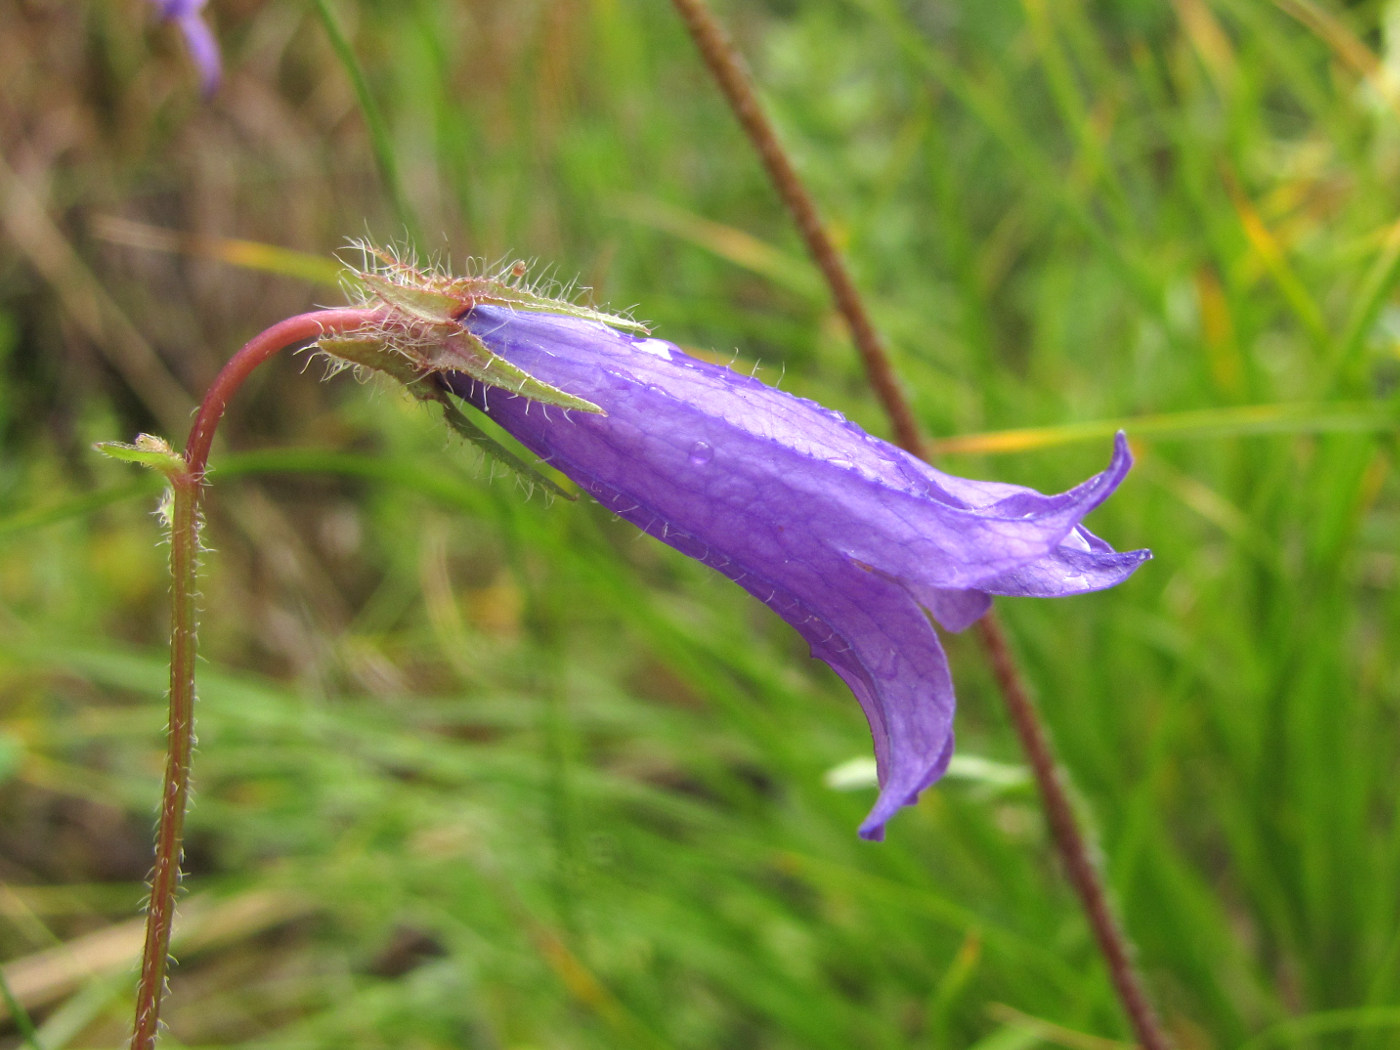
top-left (440, 306), bottom-right (1149, 839)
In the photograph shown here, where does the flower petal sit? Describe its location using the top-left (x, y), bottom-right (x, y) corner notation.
top-left (980, 528), bottom-right (1152, 598)
top-left (587, 487), bottom-right (958, 843)
top-left (438, 305), bottom-right (1147, 837)
top-left (149, 0), bottom-right (221, 96)
top-left (176, 13), bottom-right (222, 97)
top-left (452, 310), bottom-right (1134, 591)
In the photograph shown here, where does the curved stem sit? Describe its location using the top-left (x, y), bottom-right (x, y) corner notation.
top-left (130, 307), bottom-right (386, 1050)
top-left (184, 309), bottom-right (387, 478)
top-left (667, 3), bottom-right (1171, 1047)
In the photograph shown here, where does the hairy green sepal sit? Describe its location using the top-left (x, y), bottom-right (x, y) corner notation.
top-left (314, 250), bottom-right (650, 493)
top-left (318, 332), bottom-right (575, 499)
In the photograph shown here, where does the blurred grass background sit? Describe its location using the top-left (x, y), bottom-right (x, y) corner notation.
top-left (1, 0), bottom-right (1398, 1047)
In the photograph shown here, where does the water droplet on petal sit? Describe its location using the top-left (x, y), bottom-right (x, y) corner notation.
top-left (689, 441), bottom-right (713, 467)
top-left (871, 649), bottom-right (901, 681)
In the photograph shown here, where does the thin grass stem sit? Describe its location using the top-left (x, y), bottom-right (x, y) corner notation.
top-left (312, 0), bottom-right (421, 246)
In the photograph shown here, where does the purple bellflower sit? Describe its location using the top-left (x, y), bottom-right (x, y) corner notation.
top-left (322, 255), bottom-right (1150, 840)
top-left (150, 0), bottom-right (221, 97)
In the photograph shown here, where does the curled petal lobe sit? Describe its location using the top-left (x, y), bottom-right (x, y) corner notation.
top-left (436, 306), bottom-right (1148, 838)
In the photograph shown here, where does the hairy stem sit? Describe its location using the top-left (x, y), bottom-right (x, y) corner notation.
top-left (667, 3), bottom-right (1170, 1047)
top-left (131, 307), bottom-right (386, 1050)
top-left (183, 310), bottom-right (387, 479)
top-left (130, 467), bottom-right (198, 1050)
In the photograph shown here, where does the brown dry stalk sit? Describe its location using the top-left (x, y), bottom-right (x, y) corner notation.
top-left (667, 0), bottom-right (925, 458)
top-left (667, 2), bottom-right (1171, 1048)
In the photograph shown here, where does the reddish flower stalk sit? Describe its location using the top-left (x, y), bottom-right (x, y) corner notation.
top-left (667, 1), bottom-right (1171, 1046)
top-left (125, 307), bottom-right (386, 1050)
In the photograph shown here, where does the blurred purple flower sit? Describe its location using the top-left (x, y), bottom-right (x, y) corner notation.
top-left (444, 306), bottom-right (1149, 840)
top-left (150, 0), bottom-right (221, 97)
